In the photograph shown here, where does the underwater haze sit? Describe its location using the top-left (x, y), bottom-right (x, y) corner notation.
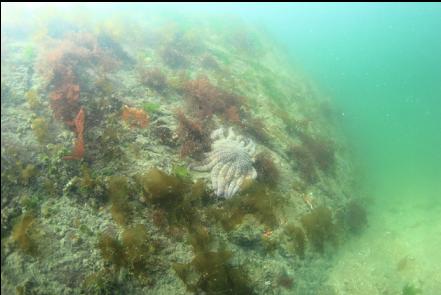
top-left (1, 3), bottom-right (441, 295)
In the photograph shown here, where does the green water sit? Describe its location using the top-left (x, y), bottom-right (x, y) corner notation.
top-left (250, 3), bottom-right (441, 292)
top-left (2, 3), bottom-right (440, 294)
top-left (237, 3), bottom-right (441, 199)
top-left (249, 4), bottom-right (441, 291)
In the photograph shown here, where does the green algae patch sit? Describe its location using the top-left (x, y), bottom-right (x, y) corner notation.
top-left (284, 223), bottom-right (306, 258)
top-left (136, 168), bottom-right (207, 228)
top-left (142, 102), bottom-right (161, 113)
top-left (22, 43), bottom-right (37, 63)
top-left (79, 164), bottom-right (96, 191)
top-left (97, 233), bottom-right (126, 269)
top-left (175, 214), bottom-right (253, 292)
top-left (11, 213), bottom-right (40, 256)
top-left (82, 270), bottom-right (122, 295)
top-left (121, 224), bottom-right (160, 278)
top-left (20, 194), bottom-right (43, 212)
top-left (208, 184), bottom-right (285, 231)
top-left (172, 164), bottom-right (190, 179)
top-left (31, 117), bottom-right (49, 144)
top-left (301, 206), bottom-right (337, 253)
top-left (97, 224), bottom-right (161, 283)
top-left (107, 176), bottom-right (133, 225)
top-left (187, 224), bottom-right (213, 253)
top-left (402, 283), bottom-right (422, 295)
top-left (138, 167), bottom-right (188, 203)
top-left (174, 250), bottom-right (254, 295)
top-left (26, 89), bottom-right (43, 110)
top-left (20, 164), bottom-right (38, 186)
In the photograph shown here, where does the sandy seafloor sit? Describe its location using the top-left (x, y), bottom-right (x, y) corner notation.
top-left (326, 190), bottom-right (441, 294)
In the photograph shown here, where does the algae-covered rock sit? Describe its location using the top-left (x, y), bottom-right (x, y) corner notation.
top-left (1, 7), bottom-right (359, 295)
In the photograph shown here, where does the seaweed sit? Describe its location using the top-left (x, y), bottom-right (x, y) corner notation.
top-left (107, 176), bottom-right (132, 225)
top-left (136, 168), bottom-right (205, 228)
top-left (1, 149), bottom-right (30, 197)
top-left (22, 43), bottom-right (37, 64)
top-left (152, 121), bottom-right (177, 147)
top-left (209, 184), bottom-right (284, 231)
top-left (283, 112), bottom-right (336, 178)
top-left (121, 224), bottom-right (159, 278)
top-left (182, 76), bottom-right (246, 123)
top-left (97, 224), bottom-right (161, 283)
top-left (302, 135), bottom-right (336, 173)
top-left (38, 35), bottom-right (85, 125)
top-left (287, 144), bottom-right (318, 185)
top-left (173, 249), bottom-right (254, 295)
top-left (94, 75), bottom-right (114, 96)
top-left (96, 124), bottom-right (125, 163)
top-left (63, 107), bottom-right (85, 160)
top-left (11, 213), bottom-right (40, 256)
top-left (38, 32), bottom-right (121, 160)
top-left (20, 195), bottom-right (43, 212)
top-left (31, 117), bottom-right (49, 144)
top-left (97, 233), bottom-right (126, 269)
top-left (139, 67), bottom-right (168, 93)
top-left (277, 273), bottom-right (294, 290)
top-left (224, 105), bottom-right (242, 125)
top-left (241, 186), bottom-right (282, 228)
top-left (121, 105), bottom-right (149, 128)
top-left (142, 102), bottom-right (161, 113)
top-left (301, 206), bottom-right (336, 253)
top-left (137, 167), bottom-right (187, 204)
top-left (175, 109), bottom-right (211, 158)
top-left (187, 224), bottom-right (213, 253)
top-left (26, 90), bottom-right (43, 111)
top-left (284, 224), bottom-right (306, 258)
top-left (254, 152), bottom-right (280, 187)
top-left (402, 283), bottom-right (422, 295)
top-left (151, 209), bottom-right (168, 228)
top-left (79, 164), bottom-right (96, 191)
top-left (171, 164), bottom-right (190, 179)
top-left (20, 164), bottom-right (37, 186)
top-left (81, 269), bottom-right (122, 295)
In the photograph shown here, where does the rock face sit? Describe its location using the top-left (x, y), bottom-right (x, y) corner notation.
top-left (1, 6), bottom-right (359, 295)
top-left (192, 127), bottom-right (257, 198)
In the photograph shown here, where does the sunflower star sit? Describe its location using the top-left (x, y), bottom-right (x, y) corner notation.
top-left (191, 127), bottom-right (257, 198)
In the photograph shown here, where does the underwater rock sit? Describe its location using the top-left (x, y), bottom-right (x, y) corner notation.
top-left (0, 8), bottom-right (363, 295)
top-left (229, 215), bottom-right (265, 249)
top-left (191, 127), bottom-right (257, 199)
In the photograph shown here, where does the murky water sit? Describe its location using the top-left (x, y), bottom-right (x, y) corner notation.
top-left (2, 3), bottom-right (440, 295)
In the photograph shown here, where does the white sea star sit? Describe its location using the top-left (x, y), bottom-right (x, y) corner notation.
top-left (191, 127), bottom-right (257, 198)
